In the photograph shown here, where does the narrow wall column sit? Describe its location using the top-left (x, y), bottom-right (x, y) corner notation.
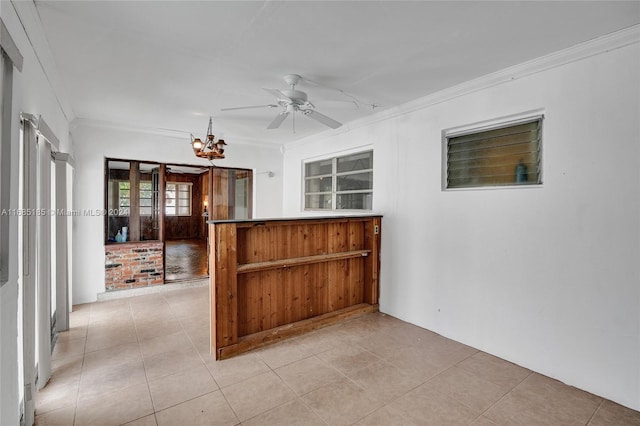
top-left (54, 154), bottom-right (72, 331)
top-left (36, 137), bottom-right (52, 389)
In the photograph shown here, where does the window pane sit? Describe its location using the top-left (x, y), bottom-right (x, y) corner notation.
top-left (305, 177), bottom-right (332, 193)
top-left (120, 199), bottom-right (130, 207)
top-left (336, 193), bottom-right (372, 210)
top-left (140, 207), bottom-right (152, 215)
top-left (337, 151), bottom-right (372, 173)
top-left (165, 190), bottom-right (175, 199)
top-left (140, 182), bottom-right (152, 190)
top-left (305, 194), bottom-right (332, 210)
top-left (165, 206), bottom-right (175, 215)
top-left (120, 189), bottom-right (130, 198)
top-left (305, 159), bottom-right (332, 177)
top-left (178, 206), bottom-right (190, 215)
top-left (140, 198), bottom-right (152, 207)
top-left (336, 172), bottom-right (372, 191)
top-left (140, 190), bottom-right (152, 199)
top-left (119, 182), bottom-right (130, 190)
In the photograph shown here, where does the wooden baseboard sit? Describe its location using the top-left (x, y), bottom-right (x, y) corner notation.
top-left (216, 303), bottom-right (379, 360)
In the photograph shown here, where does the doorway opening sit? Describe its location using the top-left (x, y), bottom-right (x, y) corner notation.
top-left (163, 164), bottom-right (208, 282)
top-left (104, 159), bottom-right (252, 288)
top-left (164, 165), bottom-right (252, 282)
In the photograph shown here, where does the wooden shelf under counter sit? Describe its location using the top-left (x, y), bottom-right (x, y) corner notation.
top-left (208, 215), bottom-right (382, 359)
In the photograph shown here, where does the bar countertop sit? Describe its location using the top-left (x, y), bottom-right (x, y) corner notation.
top-left (207, 214), bottom-right (382, 225)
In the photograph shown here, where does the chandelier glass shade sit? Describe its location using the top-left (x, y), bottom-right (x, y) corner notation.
top-left (191, 116), bottom-right (226, 160)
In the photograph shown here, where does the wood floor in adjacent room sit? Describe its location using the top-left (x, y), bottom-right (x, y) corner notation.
top-left (164, 239), bottom-right (208, 282)
top-left (36, 285), bottom-right (640, 425)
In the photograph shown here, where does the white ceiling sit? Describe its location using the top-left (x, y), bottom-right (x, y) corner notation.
top-left (34, 1), bottom-right (639, 146)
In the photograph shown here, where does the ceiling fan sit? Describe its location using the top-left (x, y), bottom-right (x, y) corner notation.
top-left (221, 74), bottom-right (342, 130)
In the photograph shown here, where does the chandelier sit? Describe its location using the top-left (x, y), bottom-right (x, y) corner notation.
top-left (190, 116), bottom-right (227, 160)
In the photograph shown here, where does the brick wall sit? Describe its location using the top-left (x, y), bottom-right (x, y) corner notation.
top-left (105, 241), bottom-right (164, 290)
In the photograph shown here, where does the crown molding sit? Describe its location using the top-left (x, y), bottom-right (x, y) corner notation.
top-left (286, 24), bottom-right (640, 151)
top-left (70, 117), bottom-right (284, 150)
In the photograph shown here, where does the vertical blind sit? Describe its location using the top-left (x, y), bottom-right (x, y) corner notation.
top-left (446, 118), bottom-right (542, 188)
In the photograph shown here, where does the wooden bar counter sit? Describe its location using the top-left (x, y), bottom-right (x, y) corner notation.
top-left (208, 215), bottom-right (382, 359)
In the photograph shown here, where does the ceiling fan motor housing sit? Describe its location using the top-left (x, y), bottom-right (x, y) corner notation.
top-left (282, 89), bottom-right (308, 104)
top-left (283, 74), bottom-right (302, 86)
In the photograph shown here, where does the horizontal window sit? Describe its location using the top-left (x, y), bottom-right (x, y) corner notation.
top-left (304, 150), bottom-right (373, 211)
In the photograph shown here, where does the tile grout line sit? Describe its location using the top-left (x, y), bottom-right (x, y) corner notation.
top-left (268, 356), bottom-right (336, 426)
top-left (367, 347), bottom-right (515, 426)
top-left (474, 370), bottom-right (535, 424)
top-left (162, 291), bottom-right (242, 425)
top-left (129, 297), bottom-right (158, 425)
top-left (585, 399), bottom-right (605, 425)
top-left (70, 304), bottom-right (93, 426)
top-left (294, 349), bottom-right (385, 425)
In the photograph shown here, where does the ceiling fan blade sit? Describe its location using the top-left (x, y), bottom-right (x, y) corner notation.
top-left (221, 104), bottom-right (277, 111)
top-left (305, 110), bottom-right (342, 129)
top-left (267, 111), bottom-right (289, 129)
top-left (263, 88), bottom-right (292, 102)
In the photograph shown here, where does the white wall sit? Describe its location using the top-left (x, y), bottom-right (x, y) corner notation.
top-left (71, 124), bottom-right (283, 304)
top-left (0, 2), bottom-right (71, 424)
top-left (282, 34), bottom-right (640, 409)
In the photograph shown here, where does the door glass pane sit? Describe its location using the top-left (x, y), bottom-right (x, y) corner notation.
top-left (233, 170), bottom-right (251, 220)
top-left (106, 161), bottom-right (130, 242)
top-left (140, 163), bottom-right (159, 240)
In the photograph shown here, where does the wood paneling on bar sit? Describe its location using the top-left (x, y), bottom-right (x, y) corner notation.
top-left (209, 215), bottom-right (382, 359)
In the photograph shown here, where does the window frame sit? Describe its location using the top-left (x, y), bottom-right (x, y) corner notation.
top-left (303, 149), bottom-right (373, 212)
top-left (107, 180), bottom-right (154, 216)
top-left (138, 181), bottom-right (153, 216)
top-left (116, 180), bottom-right (130, 215)
top-left (165, 181), bottom-right (192, 217)
top-left (442, 111), bottom-right (544, 191)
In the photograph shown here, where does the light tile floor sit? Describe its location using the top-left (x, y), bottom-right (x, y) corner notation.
top-left (36, 285), bottom-right (640, 426)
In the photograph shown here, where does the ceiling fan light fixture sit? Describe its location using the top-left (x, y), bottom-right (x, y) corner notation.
top-left (190, 116), bottom-right (227, 160)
